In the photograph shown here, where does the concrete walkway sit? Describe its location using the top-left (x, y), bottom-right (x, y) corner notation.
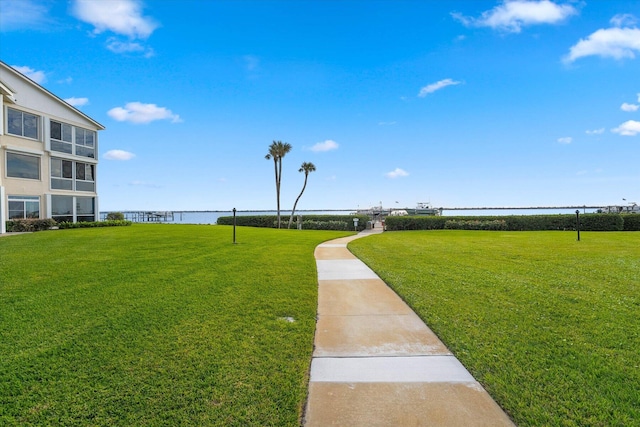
top-left (303, 225), bottom-right (515, 426)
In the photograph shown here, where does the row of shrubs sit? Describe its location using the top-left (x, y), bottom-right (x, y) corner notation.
top-left (6, 218), bottom-right (132, 232)
top-left (384, 214), bottom-right (640, 232)
top-left (57, 220), bottom-right (132, 229)
top-left (217, 214), bottom-right (371, 231)
top-left (6, 218), bottom-right (58, 232)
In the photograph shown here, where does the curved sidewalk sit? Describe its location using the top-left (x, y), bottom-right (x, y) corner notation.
top-left (303, 226), bottom-right (514, 426)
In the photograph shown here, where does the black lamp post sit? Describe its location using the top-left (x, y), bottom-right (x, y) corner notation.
top-left (575, 210), bottom-right (580, 241)
top-left (233, 208), bottom-right (237, 244)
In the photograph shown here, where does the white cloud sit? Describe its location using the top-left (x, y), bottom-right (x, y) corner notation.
top-left (564, 26), bottom-right (640, 63)
top-left (11, 65), bottom-right (46, 84)
top-left (108, 102), bottom-right (182, 124)
top-left (0, 0), bottom-right (51, 31)
top-left (104, 150), bottom-right (136, 160)
top-left (310, 140), bottom-right (339, 152)
top-left (385, 168), bottom-right (409, 179)
top-left (638, 93), bottom-right (640, 103)
top-left (71, 0), bottom-right (158, 39)
top-left (418, 78), bottom-right (461, 97)
top-left (585, 128), bottom-right (605, 135)
top-left (611, 120), bottom-right (640, 136)
top-left (64, 97), bottom-right (89, 107)
top-left (621, 102), bottom-right (639, 112)
top-left (378, 121), bottom-right (397, 126)
top-left (107, 38), bottom-right (142, 53)
top-left (557, 136), bottom-right (572, 144)
top-left (452, 0), bottom-right (577, 33)
top-left (610, 14), bottom-right (638, 28)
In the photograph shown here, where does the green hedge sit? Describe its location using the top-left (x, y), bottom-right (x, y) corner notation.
top-left (6, 218), bottom-right (57, 232)
top-left (217, 214), bottom-right (370, 231)
top-left (385, 214), bottom-right (629, 232)
top-left (622, 214), bottom-right (640, 231)
top-left (445, 219), bottom-right (508, 231)
top-left (57, 220), bottom-right (132, 229)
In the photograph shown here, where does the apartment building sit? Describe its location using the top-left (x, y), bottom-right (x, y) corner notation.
top-left (0, 61), bottom-right (104, 233)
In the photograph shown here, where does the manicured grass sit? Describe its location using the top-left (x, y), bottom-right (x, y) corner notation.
top-left (349, 231), bottom-right (640, 426)
top-left (0, 225), bottom-right (351, 426)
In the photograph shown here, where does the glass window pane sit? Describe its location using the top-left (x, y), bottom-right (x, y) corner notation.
top-left (7, 153), bottom-right (40, 179)
top-left (76, 163), bottom-right (85, 180)
top-left (87, 164), bottom-right (94, 181)
top-left (26, 201), bottom-right (39, 218)
top-left (7, 108), bottom-right (22, 135)
top-left (76, 181), bottom-right (95, 192)
top-left (51, 140), bottom-right (72, 154)
top-left (62, 160), bottom-right (72, 178)
top-left (85, 131), bottom-right (95, 147)
top-left (62, 124), bottom-right (72, 142)
top-left (51, 121), bottom-right (62, 140)
top-left (75, 128), bottom-right (85, 145)
top-left (76, 197), bottom-right (94, 215)
top-left (51, 158), bottom-right (61, 177)
top-left (23, 113), bottom-right (38, 139)
top-left (52, 178), bottom-right (73, 190)
top-left (9, 201), bottom-right (24, 219)
top-left (76, 145), bottom-right (95, 158)
top-left (51, 196), bottom-right (73, 216)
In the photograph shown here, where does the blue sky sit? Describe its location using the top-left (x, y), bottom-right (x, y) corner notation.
top-left (1, 0), bottom-right (639, 211)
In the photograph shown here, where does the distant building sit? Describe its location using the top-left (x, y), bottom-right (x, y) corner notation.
top-left (0, 61), bottom-right (104, 233)
top-left (598, 204), bottom-right (639, 214)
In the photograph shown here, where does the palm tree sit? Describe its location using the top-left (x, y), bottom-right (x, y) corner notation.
top-left (288, 162), bottom-right (316, 229)
top-left (265, 140), bottom-right (292, 228)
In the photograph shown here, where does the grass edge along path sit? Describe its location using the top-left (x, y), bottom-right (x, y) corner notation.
top-left (0, 224), bottom-right (352, 426)
top-left (349, 230), bottom-right (639, 427)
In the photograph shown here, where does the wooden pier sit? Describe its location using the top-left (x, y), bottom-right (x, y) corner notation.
top-left (100, 211), bottom-right (175, 222)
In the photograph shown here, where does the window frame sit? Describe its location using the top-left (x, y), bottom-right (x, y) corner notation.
top-left (50, 158), bottom-right (74, 190)
top-left (75, 161), bottom-right (95, 192)
top-left (6, 107), bottom-right (40, 140)
top-left (8, 195), bottom-right (41, 219)
top-left (50, 195), bottom-right (96, 222)
top-left (50, 158), bottom-right (96, 192)
top-left (49, 120), bottom-right (73, 154)
top-left (6, 151), bottom-right (41, 180)
top-left (49, 119), bottom-right (96, 159)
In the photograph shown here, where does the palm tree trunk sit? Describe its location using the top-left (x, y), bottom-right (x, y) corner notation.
top-left (288, 175), bottom-right (308, 229)
top-left (273, 158), bottom-right (280, 228)
top-left (276, 158), bottom-right (283, 228)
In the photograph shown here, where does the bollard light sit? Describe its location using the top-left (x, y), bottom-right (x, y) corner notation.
top-left (575, 210), bottom-right (580, 242)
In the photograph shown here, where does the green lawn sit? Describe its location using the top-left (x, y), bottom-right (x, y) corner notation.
top-left (0, 224), bottom-right (351, 426)
top-left (349, 230), bottom-right (640, 427)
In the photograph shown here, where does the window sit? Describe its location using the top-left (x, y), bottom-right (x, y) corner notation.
top-left (51, 195), bottom-right (73, 222)
top-left (49, 121), bottom-right (96, 158)
top-left (51, 158), bottom-right (73, 190)
top-left (75, 162), bottom-right (95, 192)
top-left (50, 120), bottom-right (73, 154)
top-left (51, 158), bottom-right (95, 192)
top-left (7, 108), bottom-right (39, 139)
top-left (7, 152), bottom-right (40, 180)
top-left (76, 197), bottom-right (95, 222)
top-left (75, 127), bottom-right (96, 158)
top-left (8, 196), bottom-right (40, 219)
top-left (51, 195), bottom-right (95, 222)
